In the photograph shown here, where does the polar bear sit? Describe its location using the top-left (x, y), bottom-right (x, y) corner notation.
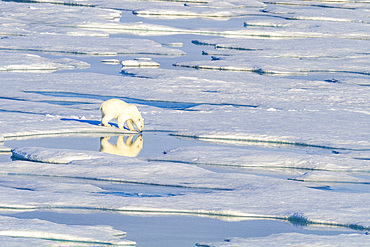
top-left (100, 99), bottom-right (144, 132)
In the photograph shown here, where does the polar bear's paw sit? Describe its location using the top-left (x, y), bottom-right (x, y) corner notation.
top-left (101, 122), bottom-right (111, 127)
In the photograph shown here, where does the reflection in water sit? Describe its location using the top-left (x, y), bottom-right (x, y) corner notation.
top-left (100, 135), bottom-right (143, 157)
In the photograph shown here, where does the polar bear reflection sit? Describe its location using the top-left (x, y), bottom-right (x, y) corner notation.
top-left (100, 135), bottom-right (143, 157)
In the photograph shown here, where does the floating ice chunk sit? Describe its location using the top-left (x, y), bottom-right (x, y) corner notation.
top-left (289, 172), bottom-right (370, 184)
top-left (177, 37), bottom-right (370, 75)
top-left (0, 52), bottom-right (90, 73)
top-left (131, 1), bottom-right (264, 21)
top-left (12, 147), bottom-right (103, 164)
top-left (0, 34), bottom-right (185, 56)
top-left (75, 21), bottom-right (186, 36)
top-left (101, 59), bottom-right (121, 64)
top-left (163, 42), bottom-right (183, 47)
top-left (199, 233), bottom-right (370, 247)
top-left (0, 1), bottom-right (121, 37)
top-left (2, 0), bottom-right (369, 40)
top-left (0, 157), bottom-right (369, 229)
top-left (6, 147), bottom-right (245, 190)
top-left (17, 0), bottom-right (265, 16)
top-left (0, 1), bottom-right (121, 22)
top-left (0, 175), bottom-right (106, 194)
top-left (192, 38), bottom-right (370, 58)
top-left (74, 21), bottom-right (343, 39)
top-left (121, 58), bottom-right (160, 68)
top-left (267, 108), bottom-right (278, 111)
top-left (133, 8), bottom-right (251, 20)
top-left (204, 0), bottom-right (265, 8)
top-left (155, 145), bottom-right (370, 173)
top-left (262, 1), bottom-right (370, 23)
top-left (0, 216), bottom-right (135, 246)
top-left (243, 19), bottom-right (291, 28)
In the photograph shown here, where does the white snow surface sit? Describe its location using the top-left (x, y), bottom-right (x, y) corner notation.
top-left (11, 147), bottom-right (103, 164)
top-left (0, 34), bottom-right (184, 56)
top-left (0, 71), bottom-right (367, 149)
top-left (0, 0), bottom-right (369, 245)
top-left (0, 52), bottom-right (90, 72)
top-left (121, 58), bottom-right (160, 68)
top-left (0, 147), bottom-right (369, 230)
top-left (0, 215), bottom-right (135, 246)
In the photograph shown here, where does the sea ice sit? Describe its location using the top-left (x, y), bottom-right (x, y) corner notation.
top-left (0, 215), bottom-right (135, 246)
top-left (121, 58), bottom-right (160, 68)
top-left (0, 71), bottom-right (368, 150)
top-left (0, 0), bottom-right (369, 245)
top-left (0, 147), bottom-right (368, 231)
top-left (132, 3), bottom-right (257, 21)
top-left (0, 52), bottom-right (90, 72)
top-left (0, 34), bottom-right (185, 56)
top-left (154, 145), bottom-right (370, 173)
top-left (177, 37), bottom-right (370, 76)
top-left (11, 146), bottom-right (103, 164)
top-left (0, 1), bottom-right (119, 37)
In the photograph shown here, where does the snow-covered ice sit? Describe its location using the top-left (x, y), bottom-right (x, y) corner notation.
top-left (0, 0), bottom-right (369, 245)
top-left (0, 34), bottom-right (185, 56)
top-left (0, 52), bottom-right (90, 72)
top-left (0, 146), bottom-right (369, 229)
top-left (0, 215), bottom-right (135, 246)
top-left (121, 58), bottom-right (160, 68)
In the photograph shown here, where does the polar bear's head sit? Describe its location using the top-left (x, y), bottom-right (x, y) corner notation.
top-left (134, 116), bottom-right (144, 132)
top-left (127, 105), bottom-right (144, 132)
top-left (132, 109), bottom-right (144, 132)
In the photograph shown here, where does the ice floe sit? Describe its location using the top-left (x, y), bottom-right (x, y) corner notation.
top-left (289, 171), bottom-right (370, 184)
top-left (0, 149), bottom-right (369, 231)
top-left (121, 58), bottom-right (160, 68)
top-left (178, 37), bottom-right (370, 76)
top-left (0, 52), bottom-right (90, 72)
top-left (76, 21), bottom-right (361, 39)
top-left (12, 147), bottom-right (103, 164)
top-left (152, 145), bottom-right (370, 173)
top-left (0, 70), bottom-right (368, 150)
top-left (0, 1), bottom-right (118, 37)
top-left (132, 4), bottom-right (256, 21)
top-left (3, 0), bottom-right (368, 40)
top-left (0, 34), bottom-right (185, 56)
top-left (8, 146), bottom-right (241, 190)
top-left (0, 215), bottom-right (135, 246)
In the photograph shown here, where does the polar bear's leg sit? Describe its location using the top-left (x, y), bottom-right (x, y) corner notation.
top-left (101, 114), bottom-right (112, 127)
top-left (126, 119), bottom-right (136, 131)
top-left (117, 114), bottom-right (130, 130)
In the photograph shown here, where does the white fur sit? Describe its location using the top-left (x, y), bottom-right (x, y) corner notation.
top-left (100, 99), bottom-right (144, 132)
